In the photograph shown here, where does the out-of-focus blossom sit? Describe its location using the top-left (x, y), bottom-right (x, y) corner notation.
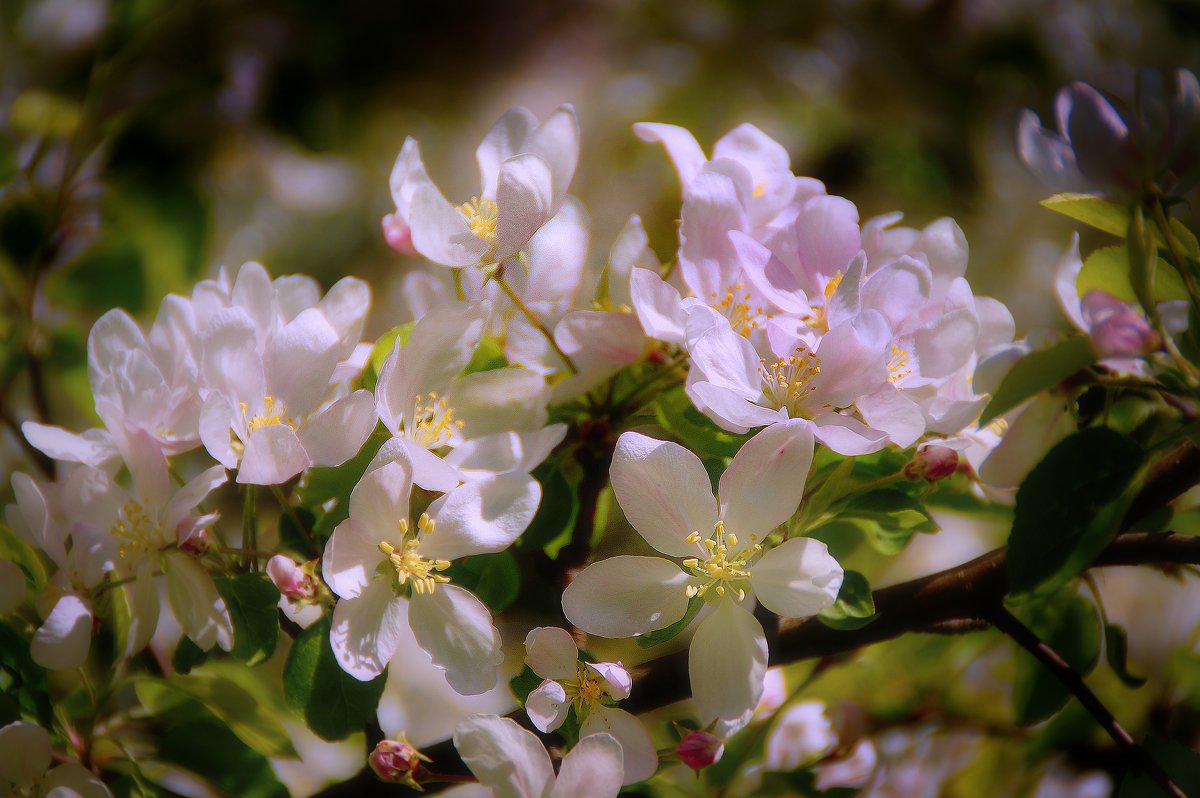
top-left (764, 701), bottom-right (836, 772)
top-left (0, 721), bottom-right (111, 798)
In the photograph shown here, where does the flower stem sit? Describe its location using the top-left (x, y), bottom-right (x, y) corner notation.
top-left (243, 485), bottom-right (258, 572)
top-left (493, 271), bottom-right (578, 374)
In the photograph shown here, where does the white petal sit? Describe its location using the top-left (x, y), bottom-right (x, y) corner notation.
top-left (232, 261), bottom-right (274, 336)
top-left (554, 311), bottom-right (645, 370)
top-left (917, 217), bottom-right (969, 281)
top-left (410, 183), bottom-right (491, 268)
top-left (163, 551), bottom-right (233, 651)
top-left (9, 472), bottom-right (65, 566)
top-left (525, 104), bottom-right (580, 209)
top-left (21, 422), bottom-right (117, 468)
top-left (719, 419), bottom-right (814, 540)
top-left (811, 312), bottom-right (890, 409)
top-left (443, 426), bottom-right (565, 478)
top-left (524, 626), bottom-right (579, 681)
top-left (423, 473), bottom-right (539, 560)
top-left (526, 679), bottom-right (569, 732)
top-left (857, 388), bottom-right (926, 448)
top-left (630, 268), bottom-right (686, 344)
top-left (448, 369), bottom-right (550, 438)
top-left (793, 195), bottom-right (861, 286)
top-left (691, 381), bottom-right (785, 430)
top-left (236, 424), bottom-right (311, 485)
top-left (687, 321), bottom-right (761, 394)
top-left (689, 599), bottom-right (767, 726)
top-left (88, 309), bottom-right (148, 390)
top-left (0, 721), bottom-right (52, 786)
top-left (494, 153), bottom-right (555, 261)
top-left (400, 302), bottom-right (490, 405)
top-left (31, 594), bottom-right (92, 670)
top-left (580, 706), bottom-right (657, 785)
top-left (300, 390), bottom-right (377, 467)
top-left (551, 732), bottom-right (625, 798)
top-left (43, 762), bottom-right (112, 798)
top-left (126, 563), bottom-right (160, 656)
top-left (266, 308), bottom-right (341, 417)
top-left (752, 538), bottom-right (844, 618)
top-left (524, 197), bottom-right (589, 303)
top-left (610, 432), bottom-right (718, 557)
top-left (348, 460), bottom-right (413, 543)
top-left (861, 255), bottom-right (932, 328)
top-left (633, 122), bottom-right (707, 185)
top-left (607, 215), bottom-right (658, 307)
top-left (914, 309), bottom-right (980, 379)
top-left (200, 307), bottom-right (265, 406)
top-left (163, 465), bottom-right (228, 533)
top-left (323, 517), bottom-right (387, 600)
top-left (562, 556), bottom-right (690, 638)
top-left (811, 413), bottom-right (888, 456)
top-left (585, 661), bottom-right (632, 701)
top-left (330, 581), bottom-right (407, 681)
top-left (198, 394), bottom-right (239, 469)
top-left (477, 107), bottom-right (539, 199)
top-left (408, 585), bottom-right (502, 695)
top-left (453, 714), bottom-right (554, 798)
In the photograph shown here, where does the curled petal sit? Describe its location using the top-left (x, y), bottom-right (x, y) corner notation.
top-left (526, 679), bottom-right (569, 733)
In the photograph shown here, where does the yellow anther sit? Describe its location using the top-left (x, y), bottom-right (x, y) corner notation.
top-left (112, 499), bottom-right (157, 558)
top-left (457, 197), bottom-right (499, 244)
top-left (379, 511), bottom-right (451, 596)
top-left (682, 520), bottom-right (759, 604)
top-left (244, 395), bottom-right (295, 432)
top-left (752, 183), bottom-right (767, 198)
top-left (726, 533), bottom-right (738, 547)
top-left (685, 531), bottom-right (701, 545)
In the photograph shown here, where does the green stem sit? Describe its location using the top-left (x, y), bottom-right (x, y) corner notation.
top-left (1148, 195), bottom-right (1200, 322)
top-left (612, 353), bottom-right (689, 417)
top-left (493, 272), bottom-right (578, 374)
top-left (243, 485), bottom-right (258, 572)
top-left (271, 484), bottom-right (317, 556)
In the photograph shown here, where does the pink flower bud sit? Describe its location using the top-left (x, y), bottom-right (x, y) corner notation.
top-left (1081, 291), bottom-right (1161, 359)
top-left (904, 445), bottom-right (959, 482)
top-left (677, 731), bottom-right (724, 771)
top-left (266, 555), bottom-right (316, 600)
top-left (382, 213), bottom-right (417, 255)
top-left (369, 738), bottom-right (427, 785)
top-left (177, 526), bottom-right (210, 556)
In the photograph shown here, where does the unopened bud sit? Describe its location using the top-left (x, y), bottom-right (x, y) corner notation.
top-left (178, 526), bottom-right (210, 556)
top-left (677, 730), bottom-right (724, 771)
top-left (382, 214), bottom-right (417, 255)
top-left (369, 738), bottom-right (428, 786)
top-left (267, 555), bottom-right (316, 600)
top-left (1082, 291), bottom-right (1160, 359)
top-left (904, 445), bottom-right (959, 482)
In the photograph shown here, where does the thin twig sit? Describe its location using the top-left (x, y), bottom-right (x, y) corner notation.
top-left (493, 271), bottom-right (578, 374)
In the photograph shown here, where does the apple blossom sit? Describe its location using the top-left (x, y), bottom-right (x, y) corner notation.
top-left (0, 721), bottom-right (111, 798)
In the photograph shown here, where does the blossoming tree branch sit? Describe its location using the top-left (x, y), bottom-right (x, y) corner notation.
top-left (4, 69), bottom-right (1200, 798)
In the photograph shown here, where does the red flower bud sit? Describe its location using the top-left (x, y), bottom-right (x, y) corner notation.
top-left (677, 730), bottom-right (724, 771)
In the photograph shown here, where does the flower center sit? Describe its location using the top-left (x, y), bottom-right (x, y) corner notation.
top-left (709, 283), bottom-right (767, 337)
top-left (887, 343), bottom-right (912, 386)
top-left (242, 395), bottom-right (295, 432)
top-left (681, 521), bottom-right (761, 602)
top-left (801, 270), bottom-right (844, 332)
top-left (457, 196), bottom-right (499, 245)
top-left (758, 346), bottom-right (821, 418)
top-left (378, 513), bottom-right (452, 595)
top-left (406, 392), bottom-right (464, 448)
top-left (112, 499), bottom-right (158, 558)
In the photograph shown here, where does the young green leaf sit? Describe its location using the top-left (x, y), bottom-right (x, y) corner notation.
top-left (817, 570), bottom-right (876, 630)
top-left (978, 337), bottom-right (1096, 425)
top-left (214, 574), bottom-right (281, 666)
top-left (283, 616), bottom-right (387, 741)
top-left (1011, 592), bottom-right (1101, 726)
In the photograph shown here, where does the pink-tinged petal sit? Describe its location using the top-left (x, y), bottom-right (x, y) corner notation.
top-left (348, 460), bottom-right (413, 543)
top-left (975, 295), bottom-right (1016, 354)
top-left (551, 732), bottom-right (624, 798)
top-left (21, 422), bottom-right (116, 468)
top-left (610, 432), bottom-right (718, 557)
top-left (494, 153), bottom-right (555, 262)
top-left (633, 122), bottom-right (707, 185)
top-left (580, 706), bottom-right (656, 785)
top-left (525, 104), bottom-right (580, 208)
top-left (914, 309), bottom-right (979, 379)
top-left (324, 517), bottom-right (385, 600)
top-left (729, 232), bottom-right (810, 314)
top-left (267, 308), bottom-right (342, 417)
top-left (916, 217), bottom-right (968, 282)
top-left (810, 414), bottom-right (888, 456)
top-left (752, 538), bottom-right (843, 618)
top-left (811, 311), bottom-right (891, 408)
top-left (273, 274), bottom-right (321, 320)
top-left (232, 261), bottom-right (274, 337)
top-left (555, 311), bottom-right (646, 370)
top-left (453, 714), bottom-right (554, 798)
top-left (200, 307), bottom-right (265, 406)
top-left (585, 661), bottom-right (632, 701)
top-left (861, 255), bottom-right (932, 328)
top-left (526, 679), bottom-right (569, 732)
top-left (422, 474), bottom-right (540, 560)
top-left (31, 594), bottom-right (92, 670)
top-left (713, 123), bottom-right (795, 225)
top-left (409, 184), bottom-right (491, 268)
top-left (814, 738), bottom-right (878, 791)
top-left (630, 268), bottom-right (686, 344)
top-left (691, 381), bottom-right (786, 431)
top-left (688, 321), bottom-right (761, 394)
top-left (608, 215), bottom-right (659, 308)
top-left (371, 437), bottom-right (463, 493)
top-left (679, 166), bottom-right (747, 300)
top-left (1054, 233), bottom-right (1086, 331)
top-left (1017, 109), bottom-right (1084, 190)
top-left (409, 585), bottom-right (503, 695)
top-left (1060, 81), bottom-right (1137, 191)
top-left (825, 251), bottom-right (867, 331)
top-left (330, 581), bottom-right (407, 681)
top-left (442, 426), bottom-right (565, 478)
top-left (719, 419), bottom-right (814, 541)
top-left (525, 197), bottom-right (588, 303)
top-left (793, 195), bottom-right (861, 286)
top-left (236, 424), bottom-right (311, 485)
top-left (448, 369), bottom-right (550, 439)
top-left (689, 599), bottom-right (767, 726)
top-left (0, 722), bottom-right (52, 785)
top-left (524, 626), bottom-right (579, 681)
top-left (163, 465), bottom-right (228, 533)
top-left (476, 107), bottom-right (538, 199)
top-left (199, 394), bottom-right (240, 469)
top-left (562, 556), bottom-right (690, 638)
top-left (301, 390), bottom-right (377, 467)
top-left (87, 309), bottom-right (147, 390)
top-left (857, 388), bottom-right (926, 448)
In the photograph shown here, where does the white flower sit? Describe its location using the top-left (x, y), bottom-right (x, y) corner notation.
top-left (322, 452), bottom-right (539, 689)
top-left (0, 722), bottom-right (111, 798)
top-left (562, 423), bottom-right (843, 728)
top-left (453, 714), bottom-right (623, 798)
top-left (387, 106), bottom-right (580, 268)
top-left (764, 701), bottom-right (836, 772)
top-left (522, 627), bottom-right (657, 783)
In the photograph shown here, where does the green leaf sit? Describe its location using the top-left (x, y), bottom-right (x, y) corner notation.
top-left (978, 336), bottom-right (1097, 425)
top-left (1041, 193), bottom-right (1128, 237)
top-left (157, 720), bottom-right (289, 798)
top-left (811, 489), bottom-right (938, 556)
top-left (361, 323), bottom-right (414, 391)
top-left (463, 335), bottom-right (508, 375)
top-left (0, 522), bottom-right (47, 595)
top-left (509, 664), bottom-right (543, 706)
top-left (1117, 735), bottom-right (1200, 797)
top-left (818, 570), bottom-right (876, 630)
top-left (1012, 591), bottom-right (1101, 726)
top-left (1007, 428), bottom-right (1144, 595)
top-left (1076, 246), bottom-right (1186, 305)
top-left (446, 552), bottom-right (520, 612)
top-left (654, 385), bottom-right (750, 458)
top-left (0, 621), bottom-right (52, 726)
top-left (278, 506), bottom-right (318, 558)
top-left (172, 638), bottom-right (208, 675)
top-left (136, 667), bottom-right (298, 758)
top-left (214, 574), bottom-right (281, 666)
top-left (299, 428), bottom-right (387, 537)
top-left (637, 596), bottom-right (703, 648)
top-left (283, 616), bottom-right (386, 741)
top-left (1104, 623), bottom-right (1147, 688)
top-left (517, 464), bottom-right (578, 553)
